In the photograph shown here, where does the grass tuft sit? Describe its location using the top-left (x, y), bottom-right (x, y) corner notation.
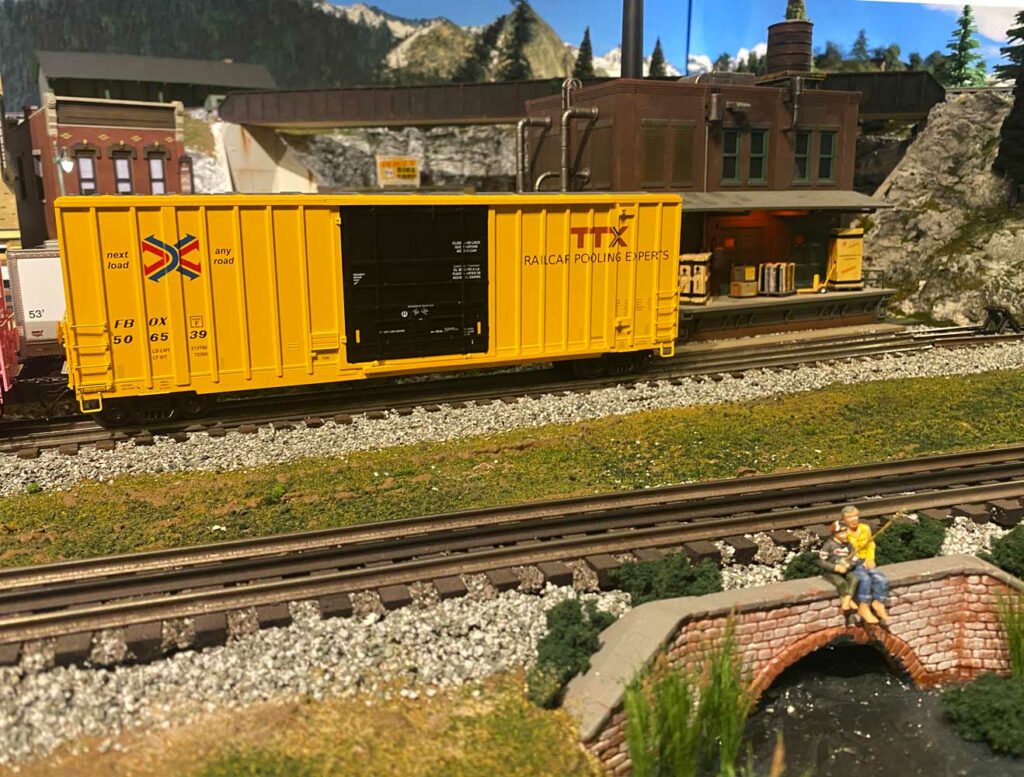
top-left (625, 617), bottom-right (754, 777)
top-left (997, 592), bottom-right (1024, 679)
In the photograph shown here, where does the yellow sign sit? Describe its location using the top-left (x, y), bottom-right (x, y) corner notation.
top-left (376, 156), bottom-right (420, 188)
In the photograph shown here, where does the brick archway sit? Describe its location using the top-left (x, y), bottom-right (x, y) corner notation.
top-left (750, 626), bottom-right (930, 698)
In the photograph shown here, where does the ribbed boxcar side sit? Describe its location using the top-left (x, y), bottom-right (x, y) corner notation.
top-left (491, 199), bottom-right (680, 359)
top-left (56, 194), bottom-right (681, 416)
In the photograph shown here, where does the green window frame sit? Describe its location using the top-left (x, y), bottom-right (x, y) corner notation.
top-left (722, 129), bottom-right (740, 183)
top-left (818, 130), bottom-right (837, 182)
top-left (749, 130), bottom-right (768, 183)
top-left (793, 130), bottom-right (811, 183)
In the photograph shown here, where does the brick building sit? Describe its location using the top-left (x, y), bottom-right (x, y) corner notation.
top-left (3, 95), bottom-right (191, 247)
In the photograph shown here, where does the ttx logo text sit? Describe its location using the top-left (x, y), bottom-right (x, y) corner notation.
top-left (522, 225), bottom-right (670, 267)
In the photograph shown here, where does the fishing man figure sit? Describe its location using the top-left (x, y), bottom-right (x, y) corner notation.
top-left (841, 505), bottom-right (890, 627)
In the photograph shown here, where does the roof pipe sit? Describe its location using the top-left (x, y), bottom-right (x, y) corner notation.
top-left (561, 106), bottom-right (599, 192)
top-left (621, 0), bottom-right (644, 79)
top-left (516, 116), bottom-right (551, 192)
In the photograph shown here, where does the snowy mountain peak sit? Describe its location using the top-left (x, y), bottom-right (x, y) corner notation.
top-left (320, 2), bottom-right (424, 40)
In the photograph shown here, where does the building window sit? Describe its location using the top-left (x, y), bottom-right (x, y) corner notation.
top-left (670, 122), bottom-right (695, 187)
top-left (722, 129), bottom-right (740, 183)
top-left (178, 156), bottom-right (195, 194)
top-left (818, 131), bottom-right (837, 183)
top-left (794, 130), bottom-right (811, 183)
top-left (148, 156), bottom-right (167, 194)
top-left (113, 152), bottom-right (133, 194)
top-left (641, 119), bottom-right (668, 188)
top-left (76, 154), bottom-right (97, 195)
top-left (749, 130), bottom-right (768, 183)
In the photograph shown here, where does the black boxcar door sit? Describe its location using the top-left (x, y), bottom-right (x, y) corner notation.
top-left (340, 204), bottom-right (489, 362)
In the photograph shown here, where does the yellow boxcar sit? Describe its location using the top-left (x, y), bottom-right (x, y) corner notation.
top-left (55, 193), bottom-right (682, 421)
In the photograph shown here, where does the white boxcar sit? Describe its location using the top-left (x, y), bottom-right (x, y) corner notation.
top-left (8, 247), bottom-right (65, 357)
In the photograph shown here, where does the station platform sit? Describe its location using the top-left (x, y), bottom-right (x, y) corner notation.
top-left (678, 288), bottom-right (895, 342)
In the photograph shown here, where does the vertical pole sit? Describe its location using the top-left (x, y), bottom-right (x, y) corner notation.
top-left (685, 0), bottom-right (694, 76)
top-left (621, 0), bottom-right (644, 79)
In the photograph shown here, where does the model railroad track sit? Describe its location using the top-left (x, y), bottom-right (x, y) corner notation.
top-left (0, 325), bottom-right (1019, 458)
top-left (1, 446), bottom-right (1023, 668)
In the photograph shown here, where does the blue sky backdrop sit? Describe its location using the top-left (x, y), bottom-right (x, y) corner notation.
top-left (357, 0), bottom-right (1022, 70)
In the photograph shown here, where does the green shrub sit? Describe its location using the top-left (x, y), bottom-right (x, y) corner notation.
top-left (942, 674), bottom-right (1024, 756)
top-left (625, 617), bottom-right (753, 777)
top-left (261, 483), bottom-right (288, 506)
top-left (782, 551), bottom-right (821, 581)
top-left (982, 525), bottom-right (1024, 579)
top-left (25, 482), bottom-right (41, 495)
top-left (610, 553), bottom-right (723, 605)
top-left (192, 748), bottom-right (318, 777)
top-left (526, 599), bottom-right (616, 708)
top-left (875, 515), bottom-right (946, 564)
top-left (998, 592), bottom-right (1024, 678)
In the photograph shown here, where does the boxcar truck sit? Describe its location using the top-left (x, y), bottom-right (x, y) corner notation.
top-left (55, 193), bottom-right (683, 426)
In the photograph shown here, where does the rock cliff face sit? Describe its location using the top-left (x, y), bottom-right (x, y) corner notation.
top-left (284, 126), bottom-right (517, 191)
top-left (866, 92), bottom-right (1024, 324)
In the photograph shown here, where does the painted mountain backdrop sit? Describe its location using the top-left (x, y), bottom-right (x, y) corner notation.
top-left (0, 0), bottom-right (671, 108)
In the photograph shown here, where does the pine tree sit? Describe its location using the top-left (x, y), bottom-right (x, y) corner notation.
top-left (713, 52), bottom-right (733, 72)
top-left (815, 41), bottom-right (843, 71)
top-left (648, 38), bottom-right (667, 77)
top-left (786, 0), bottom-right (808, 22)
top-left (573, 26), bottom-right (595, 79)
top-left (453, 17), bottom-right (503, 82)
top-left (737, 51), bottom-right (766, 76)
top-left (908, 52), bottom-right (923, 71)
top-left (996, 11), bottom-right (1024, 83)
top-left (852, 30), bottom-right (870, 62)
top-left (942, 4), bottom-right (986, 87)
top-left (497, 0), bottom-right (533, 81)
top-left (995, 13), bottom-right (1024, 195)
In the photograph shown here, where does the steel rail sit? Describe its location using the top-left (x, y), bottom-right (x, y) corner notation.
top-left (0, 478), bottom-right (1021, 646)
top-left (2, 444), bottom-right (1021, 593)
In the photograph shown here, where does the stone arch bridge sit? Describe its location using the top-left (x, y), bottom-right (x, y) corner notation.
top-left (564, 556), bottom-right (1022, 776)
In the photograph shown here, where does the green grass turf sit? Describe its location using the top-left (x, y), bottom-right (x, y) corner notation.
top-left (2, 369), bottom-right (1022, 567)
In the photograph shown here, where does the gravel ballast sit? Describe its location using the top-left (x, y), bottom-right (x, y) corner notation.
top-left (0, 586), bottom-right (629, 767)
top-left (4, 343), bottom-right (1024, 496)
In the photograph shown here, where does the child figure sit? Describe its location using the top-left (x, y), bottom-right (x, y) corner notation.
top-left (817, 520), bottom-right (864, 626)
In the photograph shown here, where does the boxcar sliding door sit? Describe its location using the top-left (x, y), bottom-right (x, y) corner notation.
top-left (339, 205), bottom-right (489, 362)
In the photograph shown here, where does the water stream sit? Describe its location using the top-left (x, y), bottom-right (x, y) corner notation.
top-left (742, 645), bottom-right (1022, 777)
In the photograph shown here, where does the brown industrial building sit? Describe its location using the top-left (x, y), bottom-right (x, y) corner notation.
top-left (523, 61), bottom-right (883, 302)
top-left (3, 95), bottom-right (191, 247)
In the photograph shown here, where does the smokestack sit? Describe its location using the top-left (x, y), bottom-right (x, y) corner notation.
top-left (621, 0), bottom-right (644, 79)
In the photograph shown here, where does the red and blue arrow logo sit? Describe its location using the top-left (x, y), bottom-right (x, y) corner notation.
top-left (142, 234), bottom-right (201, 282)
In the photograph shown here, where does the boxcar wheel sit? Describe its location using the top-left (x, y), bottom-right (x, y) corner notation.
top-left (179, 393), bottom-right (214, 419)
top-left (568, 358), bottom-right (605, 379)
top-left (96, 399), bottom-right (138, 428)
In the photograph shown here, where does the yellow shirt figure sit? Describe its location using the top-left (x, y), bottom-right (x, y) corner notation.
top-left (847, 523), bottom-right (876, 565)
